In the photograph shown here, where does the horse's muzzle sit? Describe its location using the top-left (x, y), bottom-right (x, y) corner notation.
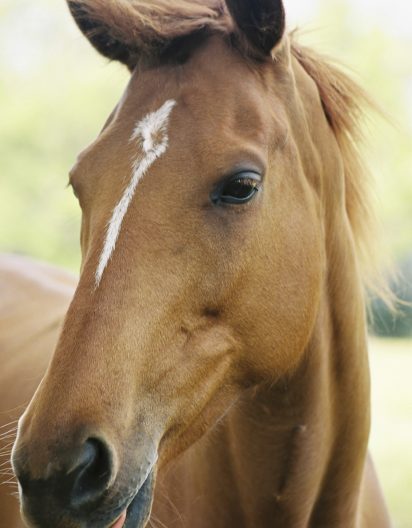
top-left (12, 433), bottom-right (157, 528)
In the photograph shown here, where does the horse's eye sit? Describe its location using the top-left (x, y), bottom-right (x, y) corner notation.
top-left (212, 172), bottom-right (261, 205)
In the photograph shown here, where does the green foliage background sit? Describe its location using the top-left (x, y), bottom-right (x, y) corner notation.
top-left (1, 0), bottom-right (128, 269)
top-left (1, 0), bottom-right (411, 526)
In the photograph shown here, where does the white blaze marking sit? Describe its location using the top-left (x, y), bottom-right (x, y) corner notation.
top-left (95, 99), bottom-right (176, 286)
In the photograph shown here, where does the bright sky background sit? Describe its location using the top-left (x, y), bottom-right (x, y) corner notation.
top-left (287, 0), bottom-right (412, 37)
top-left (1, 0), bottom-right (412, 75)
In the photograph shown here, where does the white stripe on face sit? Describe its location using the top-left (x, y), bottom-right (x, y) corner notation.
top-left (95, 99), bottom-right (176, 286)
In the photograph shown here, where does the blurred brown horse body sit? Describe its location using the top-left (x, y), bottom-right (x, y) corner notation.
top-left (0, 255), bottom-right (76, 527)
top-left (2, 0), bottom-right (393, 527)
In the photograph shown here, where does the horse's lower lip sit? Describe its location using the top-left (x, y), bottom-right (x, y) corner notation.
top-left (110, 511), bottom-right (127, 528)
top-left (123, 469), bottom-right (155, 528)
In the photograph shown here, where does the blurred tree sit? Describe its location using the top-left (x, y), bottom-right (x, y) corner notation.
top-left (369, 255), bottom-right (412, 338)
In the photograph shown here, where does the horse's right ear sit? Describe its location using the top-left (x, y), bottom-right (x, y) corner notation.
top-left (67, 0), bottom-right (139, 69)
top-left (225, 0), bottom-right (286, 56)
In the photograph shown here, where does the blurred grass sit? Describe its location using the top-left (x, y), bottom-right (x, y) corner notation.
top-left (369, 338), bottom-right (412, 528)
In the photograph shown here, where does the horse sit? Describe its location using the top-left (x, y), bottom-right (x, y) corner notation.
top-left (0, 255), bottom-right (76, 526)
top-left (1, 0), bottom-right (393, 526)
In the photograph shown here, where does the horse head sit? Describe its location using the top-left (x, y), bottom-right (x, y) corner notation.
top-left (12, 1), bottom-right (370, 526)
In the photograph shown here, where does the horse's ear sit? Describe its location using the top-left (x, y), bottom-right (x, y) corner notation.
top-left (67, 0), bottom-right (138, 69)
top-left (225, 0), bottom-right (285, 56)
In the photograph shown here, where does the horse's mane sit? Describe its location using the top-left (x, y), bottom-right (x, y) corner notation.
top-left (290, 43), bottom-right (393, 303)
top-left (290, 43), bottom-right (384, 292)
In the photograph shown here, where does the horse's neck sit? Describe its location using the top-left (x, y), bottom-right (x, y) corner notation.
top-left (156, 253), bottom-right (370, 528)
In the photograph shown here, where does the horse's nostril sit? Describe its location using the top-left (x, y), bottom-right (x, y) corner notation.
top-left (13, 435), bottom-right (117, 525)
top-left (69, 437), bottom-right (114, 509)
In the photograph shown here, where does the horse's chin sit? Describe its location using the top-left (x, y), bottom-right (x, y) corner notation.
top-left (123, 469), bottom-right (155, 528)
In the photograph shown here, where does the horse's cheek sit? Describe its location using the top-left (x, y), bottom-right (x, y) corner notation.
top-left (238, 204), bottom-right (323, 377)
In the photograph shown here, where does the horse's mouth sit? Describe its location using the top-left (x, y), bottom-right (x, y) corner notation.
top-left (111, 469), bottom-right (155, 528)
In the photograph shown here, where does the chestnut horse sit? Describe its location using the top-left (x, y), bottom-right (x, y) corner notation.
top-left (2, 0), bottom-right (393, 526)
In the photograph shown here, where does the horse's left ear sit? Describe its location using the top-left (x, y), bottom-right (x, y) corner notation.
top-left (67, 0), bottom-right (138, 69)
top-left (225, 0), bottom-right (285, 56)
